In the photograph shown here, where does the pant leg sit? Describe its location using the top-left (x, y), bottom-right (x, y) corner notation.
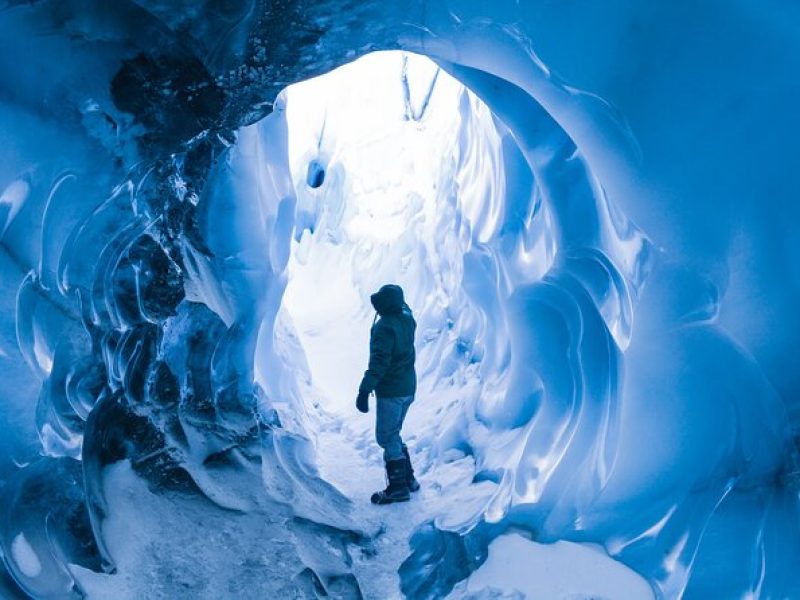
top-left (375, 396), bottom-right (409, 462)
top-left (398, 395), bottom-right (414, 453)
top-left (399, 395), bottom-right (414, 424)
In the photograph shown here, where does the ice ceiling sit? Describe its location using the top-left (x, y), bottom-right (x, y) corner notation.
top-left (1, 1), bottom-right (799, 599)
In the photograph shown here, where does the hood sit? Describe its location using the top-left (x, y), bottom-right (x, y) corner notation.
top-left (370, 284), bottom-right (405, 316)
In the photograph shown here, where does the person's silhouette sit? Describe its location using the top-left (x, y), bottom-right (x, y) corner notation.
top-left (356, 284), bottom-right (420, 504)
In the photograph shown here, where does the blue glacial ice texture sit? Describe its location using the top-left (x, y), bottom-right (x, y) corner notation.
top-left (1, 1), bottom-right (799, 599)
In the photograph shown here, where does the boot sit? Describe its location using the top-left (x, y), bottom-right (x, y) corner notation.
top-left (402, 445), bottom-right (420, 493)
top-left (371, 459), bottom-right (410, 505)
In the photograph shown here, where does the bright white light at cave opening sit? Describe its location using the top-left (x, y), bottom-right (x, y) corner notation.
top-left (280, 51), bottom-right (502, 415)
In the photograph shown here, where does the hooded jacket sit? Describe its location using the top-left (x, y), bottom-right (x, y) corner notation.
top-left (358, 284), bottom-right (417, 398)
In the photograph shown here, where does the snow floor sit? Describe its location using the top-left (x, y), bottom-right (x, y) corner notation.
top-left (453, 534), bottom-right (654, 600)
top-left (317, 404), bottom-right (654, 600)
top-left (71, 383), bottom-right (653, 599)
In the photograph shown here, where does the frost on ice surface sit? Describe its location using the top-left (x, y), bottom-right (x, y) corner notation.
top-left (1, 1), bottom-right (800, 599)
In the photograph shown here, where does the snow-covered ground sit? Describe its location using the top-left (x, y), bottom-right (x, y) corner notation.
top-left (454, 534), bottom-right (653, 599)
top-left (70, 385), bottom-right (653, 599)
top-left (316, 399), bottom-right (654, 600)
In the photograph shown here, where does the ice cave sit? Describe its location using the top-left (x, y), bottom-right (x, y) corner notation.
top-left (1, 1), bottom-right (799, 599)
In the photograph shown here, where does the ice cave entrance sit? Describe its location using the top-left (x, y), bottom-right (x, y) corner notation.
top-left (279, 51), bottom-right (504, 417)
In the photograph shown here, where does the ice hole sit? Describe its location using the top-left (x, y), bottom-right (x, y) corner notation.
top-left (277, 51), bottom-right (512, 420)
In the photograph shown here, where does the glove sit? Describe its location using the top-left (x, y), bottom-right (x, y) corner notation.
top-left (356, 390), bottom-right (369, 413)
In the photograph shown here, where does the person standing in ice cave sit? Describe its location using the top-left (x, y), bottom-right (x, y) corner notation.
top-left (356, 284), bottom-right (421, 504)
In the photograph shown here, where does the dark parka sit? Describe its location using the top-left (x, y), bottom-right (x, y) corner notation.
top-left (359, 285), bottom-right (417, 398)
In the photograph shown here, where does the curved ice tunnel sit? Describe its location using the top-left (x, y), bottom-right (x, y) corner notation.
top-left (1, 2), bottom-right (799, 599)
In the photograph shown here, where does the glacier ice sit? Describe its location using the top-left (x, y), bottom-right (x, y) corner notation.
top-left (1, 1), bottom-right (799, 599)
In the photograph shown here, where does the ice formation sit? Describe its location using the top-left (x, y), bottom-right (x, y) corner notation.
top-left (1, 1), bottom-right (799, 599)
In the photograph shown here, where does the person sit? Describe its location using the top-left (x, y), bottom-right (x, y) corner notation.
top-left (356, 284), bottom-right (421, 504)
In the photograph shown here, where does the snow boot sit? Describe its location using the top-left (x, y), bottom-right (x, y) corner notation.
top-left (402, 445), bottom-right (420, 492)
top-left (371, 459), bottom-right (410, 505)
